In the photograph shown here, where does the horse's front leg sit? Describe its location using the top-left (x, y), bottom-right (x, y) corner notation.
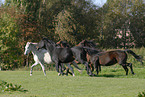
top-left (55, 62), bottom-right (63, 76)
top-left (84, 61), bottom-right (94, 76)
top-left (55, 62), bottom-right (60, 76)
top-left (66, 63), bottom-right (75, 76)
top-left (30, 62), bottom-right (38, 76)
top-left (127, 63), bottom-right (135, 75)
top-left (59, 63), bottom-right (64, 76)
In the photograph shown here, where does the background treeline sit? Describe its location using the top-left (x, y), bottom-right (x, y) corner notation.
top-left (0, 0), bottom-right (144, 70)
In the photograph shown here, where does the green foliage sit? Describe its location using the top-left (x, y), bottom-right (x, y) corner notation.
top-left (0, 6), bottom-right (23, 70)
top-left (99, 0), bottom-right (145, 48)
top-left (0, 80), bottom-right (27, 93)
top-left (138, 91), bottom-right (145, 97)
top-left (0, 0), bottom-right (145, 70)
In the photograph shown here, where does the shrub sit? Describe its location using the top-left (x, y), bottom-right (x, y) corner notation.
top-left (0, 80), bottom-right (28, 93)
top-left (138, 91), bottom-right (145, 97)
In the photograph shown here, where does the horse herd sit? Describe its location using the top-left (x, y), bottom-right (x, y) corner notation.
top-left (24, 38), bottom-right (143, 76)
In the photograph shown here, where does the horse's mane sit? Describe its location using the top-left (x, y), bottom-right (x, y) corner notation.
top-left (78, 40), bottom-right (97, 48)
top-left (83, 47), bottom-right (100, 56)
top-left (31, 43), bottom-right (37, 45)
top-left (42, 38), bottom-right (56, 45)
top-left (56, 41), bottom-right (70, 48)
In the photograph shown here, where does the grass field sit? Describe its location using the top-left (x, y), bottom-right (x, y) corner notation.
top-left (0, 66), bottom-right (145, 97)
top-left (0, 47), bottom-right (145, 97)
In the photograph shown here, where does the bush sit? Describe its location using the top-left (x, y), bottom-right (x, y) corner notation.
top-left (138, 91), bottom-right (145, 97)
top-left (0, 80), bottom-right (27, 93)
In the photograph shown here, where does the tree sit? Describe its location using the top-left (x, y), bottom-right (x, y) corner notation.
top-left (99, 0), bottom-right (145, 48)
top-left (129, 0), bottom-right (145, 47)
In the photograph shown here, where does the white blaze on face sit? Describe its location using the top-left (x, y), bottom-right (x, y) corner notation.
top-left (24, 42), bottom-right (30, 55)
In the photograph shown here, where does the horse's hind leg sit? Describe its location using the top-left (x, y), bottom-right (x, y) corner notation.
top-left (127, 63), bottom-right (135, 75)
top-left (94, 61), bottom-right (99, 75)
top-left (121, 64), bottom-right (128, 75)
top-left (39, 62), bottom-right (46, 76)
top-left (72, 61), bottom-right (82, 73)
top-left (66, 63), bottom-right (75, 76)
top-left (30, 62), bottom-right (38, 76)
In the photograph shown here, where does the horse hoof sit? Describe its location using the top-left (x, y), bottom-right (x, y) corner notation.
top-left (58, 73), bottom-right (61, 76)
top-left (89, 73), bottom-right (96, 76)
top-left (30, 74), bottom-right (32, 76)
top-left (89, 74), bottom-right (93, 76)
top-left (73, 74), bottom-right (75, 76)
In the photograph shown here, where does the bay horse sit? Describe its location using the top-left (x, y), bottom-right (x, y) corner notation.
top-left (24, 42), bottom-right (81, 76)
top-left (37, 38), bottom-right (94, 76)
top-left (79, 40), bottom-right (143, 75)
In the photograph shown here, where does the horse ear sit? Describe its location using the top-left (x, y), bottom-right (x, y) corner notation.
top-left (27, 42), bottom-right (31, 45)
top-left (56, 40), bottom-right (61, 44)
top-left (37, 40), bottom-right (44, 49)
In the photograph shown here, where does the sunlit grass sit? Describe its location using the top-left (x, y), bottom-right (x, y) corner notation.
top-left (0, 47), bottom-right (144, 97)
top-left (0, 67), bottom-right (145, 97)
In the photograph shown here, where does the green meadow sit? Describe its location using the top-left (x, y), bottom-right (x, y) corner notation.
top-left (0, 48), bottom-right (145, 97)
top-left (0, 66), bottom-right (145, 97)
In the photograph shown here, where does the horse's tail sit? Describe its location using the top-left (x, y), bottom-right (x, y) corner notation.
top-left (125, 49), bottom-right (143, 65)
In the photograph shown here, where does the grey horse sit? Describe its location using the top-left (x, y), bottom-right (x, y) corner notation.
top-left (24, 42), bottom-right (82, 76)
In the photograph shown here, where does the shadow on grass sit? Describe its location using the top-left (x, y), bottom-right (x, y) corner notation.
top-left (89, 73), bottom-right (125, 78)
top-left (96, 74), bottom-right (124, 78)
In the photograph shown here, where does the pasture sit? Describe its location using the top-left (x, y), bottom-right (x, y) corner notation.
top-left (0, 66), bottom-right (145, 97)
top-left (0, 47), bottom-right (145, 97)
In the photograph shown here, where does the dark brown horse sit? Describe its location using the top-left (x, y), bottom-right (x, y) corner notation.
top-left (56, 40), bottom-right (82, 75)
top-left (57, 40), bottom-right (94, 76)
top-left (79, 40), bottom-right (143, 75)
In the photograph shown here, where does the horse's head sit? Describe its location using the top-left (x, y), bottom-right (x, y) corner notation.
top-left (85, 40), bottom-right (97, 48)
top-left (78, 40), bottom-right (86, 46)
top-left (56, 41), bottom-right (70, 48)
top-left (24, 42), bottom-right (32, 55)
top-left (78, 40), bottom-right (97, 48)
top-left (37, 38), bottom-right (56, 49)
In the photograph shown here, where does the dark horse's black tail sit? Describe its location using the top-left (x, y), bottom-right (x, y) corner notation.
top-left (125, 49), bottom-right (143, 65)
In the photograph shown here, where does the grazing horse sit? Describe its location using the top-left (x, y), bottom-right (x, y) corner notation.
top-left (79, 40), bottom-right (143, 75)
top-left (24, 42), bottom-right (80, 76)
